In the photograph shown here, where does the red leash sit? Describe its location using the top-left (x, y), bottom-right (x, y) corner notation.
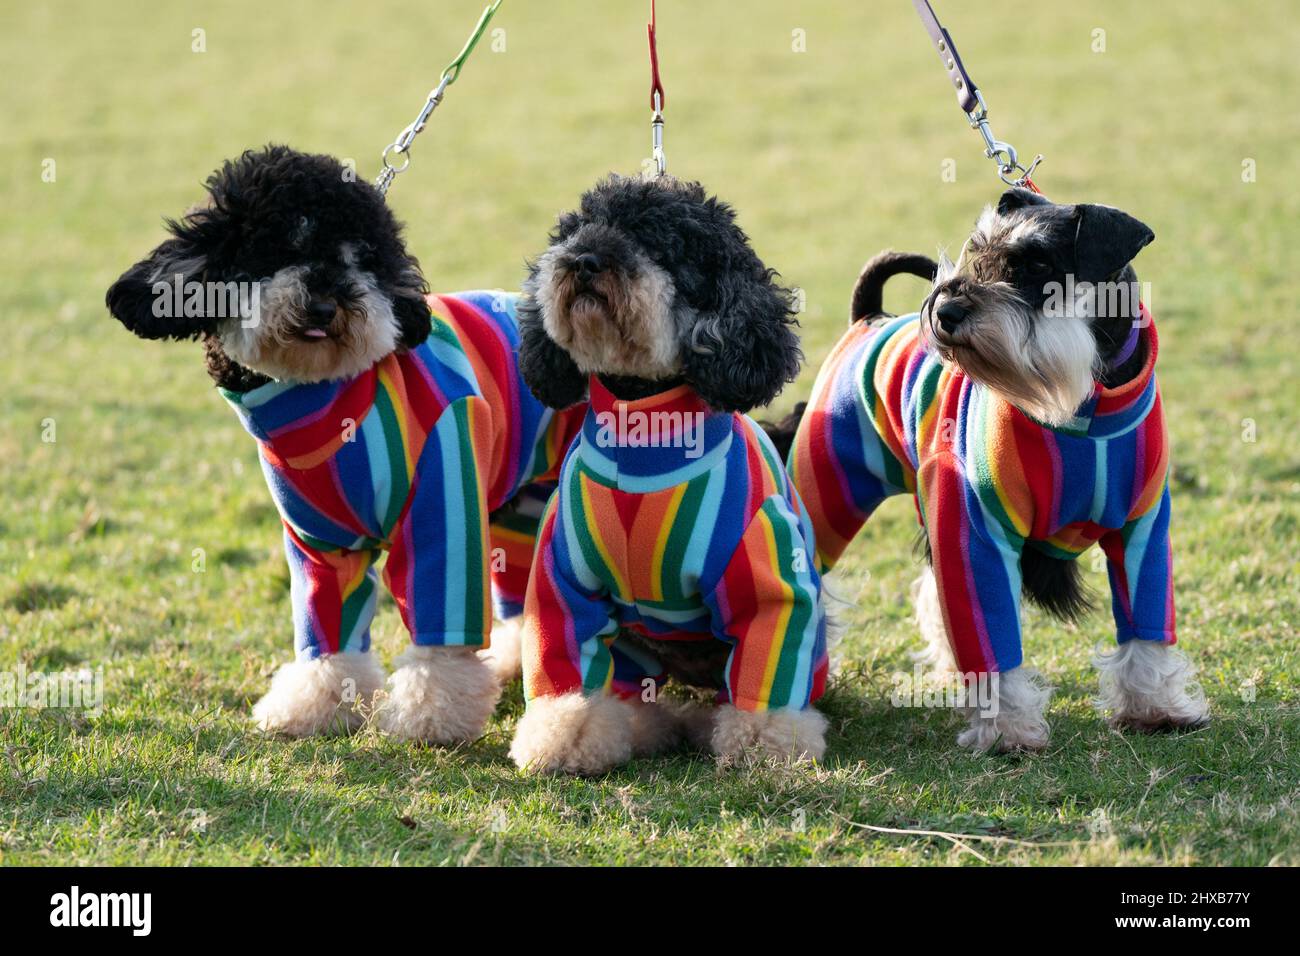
top-left (648, 0), bottom-right (665, 110)
top-left (647, 0), bottom-right (666, 175)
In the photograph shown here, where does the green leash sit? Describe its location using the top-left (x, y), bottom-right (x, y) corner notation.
top-left (376, 0), bottom-right (504, 197)
top-left (441, 0), bottom-right (503, 86)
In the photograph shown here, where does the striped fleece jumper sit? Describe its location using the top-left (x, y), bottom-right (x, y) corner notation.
top-left (222, 291), bottom-right (585, 661)
top-left (789, 306), bottom-right (1174, 675)
top-left (522, 377), bottom-right (828, 713)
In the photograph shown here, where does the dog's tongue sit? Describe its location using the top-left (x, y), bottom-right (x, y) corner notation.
top-left (303, 328), bottom-right (329, 339)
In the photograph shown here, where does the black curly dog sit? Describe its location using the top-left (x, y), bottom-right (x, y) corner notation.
top-left (107, 145), bottom-right (431, 391)
top-left (103, 145), bottom-right (589, 743)
top-left (505, 174), bottom-right (832, 775)
top-left (516, 174), bottom-right (803, 414)
top-left (517, 172), bottom-right (807, 688)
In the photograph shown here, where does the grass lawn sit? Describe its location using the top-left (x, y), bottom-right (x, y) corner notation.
top-left (0, 0), bottom-right (1296, 866)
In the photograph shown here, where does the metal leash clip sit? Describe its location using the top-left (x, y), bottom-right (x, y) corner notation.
top-left (375, 0), bottom-right (503, 197)
top-left (376, 75), bottom-right (451, 196)
top-left (646, 0), bottom-right (666, 177)
top-left (650, 91), bottom-right (666, 176)
top-left (966, 89), bottom-right (1043, 188)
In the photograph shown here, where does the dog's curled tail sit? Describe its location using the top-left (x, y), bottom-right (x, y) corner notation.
top-left (850, 251), bottom-right (939, 322)
top-left (761, 252), bottom-right (939, 461)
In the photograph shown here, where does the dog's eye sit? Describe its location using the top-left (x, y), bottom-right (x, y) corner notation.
top-left (1023, 255), bottom-right (1053, 278)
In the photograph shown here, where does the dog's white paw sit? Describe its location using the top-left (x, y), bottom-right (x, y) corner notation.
top-left (378, 645), bottom-right (501, 745)
top-left (478, 617), bottom-right (523, 684)
top-left (253, 653), bottom-right (385, 737)
top-left (509, 693), bottom-right (640, 775)
top-left (958, 666), bottom-right (1052, 752)
top-left (710, 704), bottom-right (828, 763)
top-left (1094, 640), bottom-right (1209, 731)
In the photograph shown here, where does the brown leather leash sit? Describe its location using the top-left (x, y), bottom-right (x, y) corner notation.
top-left (911, 0), bottom-right (1043, 191)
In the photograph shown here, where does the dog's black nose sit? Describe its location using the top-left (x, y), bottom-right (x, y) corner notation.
top-left (305, 300), bottom-right (337, 326)
top-left (935, 300), bottom-right (969, 333)
top-left (574, 253), bottom-right (604, 281)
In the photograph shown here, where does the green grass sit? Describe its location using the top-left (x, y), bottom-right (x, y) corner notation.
top-left (1, 0), bottom-right (1297, 866)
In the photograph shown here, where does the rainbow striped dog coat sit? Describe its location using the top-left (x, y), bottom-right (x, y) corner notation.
top-left (222, 291), bottom-right (585, 660)
top-left (790, 306), bottom-right (1174, 675)
top-left (523, 377), bottom-right (828, 712)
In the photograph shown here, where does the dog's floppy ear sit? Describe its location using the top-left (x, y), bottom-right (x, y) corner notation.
top-left (997, 187), bottom-right (1052, 215)
top-left (392, 292), bottom-right (433, 350)
top-left (387, 251), bottom-right (433, 351)
top-left (683, 267), bottom-right (802, 414)
top-left (106, 220), bottom-right (214, 340)
top-left (1072, 202), bottom-right (1155, 283)
top-left (516, 286), bottom-right (587, 410)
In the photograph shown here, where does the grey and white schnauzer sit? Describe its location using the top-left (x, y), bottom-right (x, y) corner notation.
top-left (784, 187), bottom-right (1207, 751)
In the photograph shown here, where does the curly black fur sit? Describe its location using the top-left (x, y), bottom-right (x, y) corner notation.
top-left (201, 336), bottom-right (269, 391)
top-left (518, 174), bottom-right (803, 414)
top-left (515, 306), bottom-right (589, 409)
top-left (598, 373), bottom-right (687, 400)
top-left (106, 145), bottom-right (431, 383)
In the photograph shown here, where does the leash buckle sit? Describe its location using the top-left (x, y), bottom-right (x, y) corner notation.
top-left (966, 90), bottom-right (1017, 172)
top-left (646, 1), bottom-right (667, 177)
top-left (964, 89), bottom-right (1043, 189)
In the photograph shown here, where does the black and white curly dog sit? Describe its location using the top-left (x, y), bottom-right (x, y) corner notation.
top-left (106, 145), bottom-right (586, 743)
top-left (506, 174), bottom-right (835, 775)
top-left (107, 146), bottom-right (430, 389)
top-left (516, 174), bottom-right (804, 413)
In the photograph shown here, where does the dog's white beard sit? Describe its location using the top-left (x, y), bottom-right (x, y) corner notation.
top-left (534, 248), bottom-right (681, 379)
top-left (930, 252), bottom-right (1099, 427)
top-left (962, 303), bottom-right (1097, 427)
top-left (218, 264), bottom-right (400, 384)
top-left (1022, 309), bottom-right (1099, 426)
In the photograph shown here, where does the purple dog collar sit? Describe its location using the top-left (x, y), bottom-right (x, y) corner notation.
top-left (1109, 323), bottom-right (1142, 370)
